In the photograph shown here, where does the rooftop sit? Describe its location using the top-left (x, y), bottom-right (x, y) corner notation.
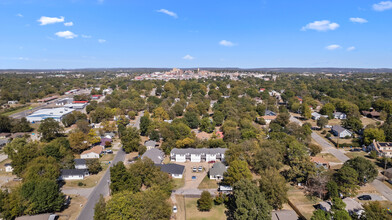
top-left (171, 148), bottom-right (227, 155)
top-left (156, 163), bottom-right (185, 175)
top-left (142, 148), bottom-right (165, 164)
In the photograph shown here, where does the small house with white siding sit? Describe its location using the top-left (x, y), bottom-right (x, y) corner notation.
top-left (331, 125), bottom-right (352, 138)
top-left (81, 146), bottom-right (103, 159)
top-left (74, 159), bottom-right (88, 169)
top-left (60, 169), bottom-right (89, 180)
top-left (5, 163), bottom-right (13, 173)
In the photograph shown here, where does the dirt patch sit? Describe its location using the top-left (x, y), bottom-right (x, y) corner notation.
top-left (288, 185), bottom-right (322, 220)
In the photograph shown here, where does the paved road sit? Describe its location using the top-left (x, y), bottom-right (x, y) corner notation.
top-left (290, 115), bottom-right (392, 202)
top-left (76, 148), bottom-right (126, 220)
top-left (76, 113), bottom-right (143, 220)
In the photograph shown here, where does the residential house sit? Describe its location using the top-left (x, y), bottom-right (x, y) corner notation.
top-left (156, 164), bottom-right (185, 179)
top-left (142, 148), bottom-right (165, 164)
top-left (218, 185), bottom-right (233, 194)
top-left (311, 157), bottom-right (330, 169)
top-left (262, 110), bottom-right (277, 124)
top-left (5, 163), bottom-right (13, 173)
top-left (170, 148), bottom-right (227, 163)
top-left (7, 101), bottom-right (18, 105)
top-left (0, 139), bottom-right (9, 148)
top-left (91, 95), bottom-right (102, 100)
top-left (144, 140), bottom-right (158, 150)
top-left (367, 140), bottom-right (392, 157)
top-left (104, 132), bottom-right (115, 139)
top-left (81, 146), bottom-right (103, 159)
top-left (100, 138), bottom-right (112, 147)
top-left (331, 125), bottom-right (352, 138)
top-left (196, 131), bottom-right (210, 141)
top-left (209, 162), bottom-right (227, 180)
top-left (60, 169), bottom-right (89, 180)
top-left (0, 133), bottom-right (11, 139)
top-left (312, 112), bottom-right (322, 120)
top-left (296, 96), bottom-right (303, 104)
top-left (74, 159), bottom-right (88, 169)
top-left (362, 109), bottom-right (381, 119)
top-left (15, 213), bottom-right (58, 220)
top-left (318, 198), bottom-right (363, 216)
top-left (271, 210), bottom-right (298, 220)
top-left (333, 112), bottom-right (347, 120)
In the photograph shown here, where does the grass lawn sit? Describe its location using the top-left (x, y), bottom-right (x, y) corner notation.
top-left (1, 105), bottom-right (31, 116)
top-left (361, 117), bottom-right (379, 127)
top-left (345, 151), bottom-right (368, 159)
top-left (185, 197), bottom-right (226, 220)
top-left (288, 185), bottom-right (322, 220)
top-left (317, 153), bottom-right (342, 163)
top-left (57, 194), bottom-right (87, 220)
top-left (173, 177), bottom-right (185, 189)
top-left (198, 176), bottom-right (218, 190)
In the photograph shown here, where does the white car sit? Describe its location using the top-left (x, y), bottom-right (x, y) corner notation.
top-left (173, 205), bottom-right (177, 213)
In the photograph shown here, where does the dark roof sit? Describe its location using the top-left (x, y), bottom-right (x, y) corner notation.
top-left (61, 169), bottom-right (88, 176)
top-left (4, 163), bottom-right (12, 167)
top-left (156, 164), bottom-right (185, 175)
top-left (209, 162), bottom-right (227, 176)
top-left (74, 159), bottom-right (86, 165)
top-left (265, 110), bottom-right (277, 116)
top-left (16, 213), bottom-right (57, 220)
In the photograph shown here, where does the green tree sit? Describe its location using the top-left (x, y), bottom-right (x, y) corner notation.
top-left (320, 103), bottom-right (335, 119)
top-left (228, 179), bottom-right (271, 220)
top-left (105, 189), bottom-right (171, 220)
top-left (87, 159), bottom-right (102, 174)
top-left (76, 119), bottom-right (91, 134)
top-left (94, 194), bottom-right (107, 220)
top-left (21, 179), bottom-right (65, 215)
top-left (140, 114), bottom-right (150, 136)
top-left (363, 128), bottom-right (386, 146)
top-left (344, 157), bottom-right (378, 185)
top-left (342, 116), bottom-right (363, 133)
top-left (199, 117), bottom-right (215, 133)
top-left (22, 156), bottom-right (60, 181)
top-left (362, 201), bottom-right (392, 220)
top-left (68, 131), bottom-right (89, 153)
top-left (38, 118), bottom-right (63, 142)
top-left (197, 191), bottom-right (213, 211)
top-left (213, 111), bottom-right (224, 126)
top-left (110, 162), bottom-right (141, 194)
top-left (311, 209), bottom-right (331, 220)
top-left (301, 103), bottom-right (312, 119)
top-left (184, 111), bottom-right (200, 129)
top-left (223, 160), bottom-right (252, 186)
top-left (0, 115), bottom-right (12, 132)
top-left (317, 117), bottom-right (328, 129)
top-left (4, 138), bottom-right (41, 176)
top-left (335, 166), bottom-right (360, 196)
top-left (259, 168), bottom-right (288, 210)
top-left (121, 127), bottom-right (141, 153)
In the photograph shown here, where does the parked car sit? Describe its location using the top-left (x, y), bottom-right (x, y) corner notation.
top-left (173, 205), bottom-right (177, 213)
top-left (208, 160), bottom-right (216, 164)
top-left (358, 195), bottom-right (371, 200)
top-left (192, 176), bottom-right (196, 180)
top-left (198, 166), bottom-right (203, 172)
top-left (106, 149), bottom-right (113, 154)
top-left (192, 167), bottom-right (197, 172)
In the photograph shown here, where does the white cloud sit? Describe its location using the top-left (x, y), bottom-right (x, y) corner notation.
top-left (98, 0), bottom-right (104, 3)
top-left (350, 17), bottom-right (368, 23)
top-left (157, 9), bottom-right (178, 18)
top-left (325, 44), bottom-right (341, 50)
top-left (55, 31), bottom-right (77, 39)
top-left (183, 55), bottom-right (194, 60)
top-left (16, 13), bottom-right (23, 18)
top-left (302, 20), bottom-right (339, 31)
top-left (98, 39), bottom-right (106, 43)
top-left (64, 22), bottom-right (74, 26)
top-left (38, 16), bottom-right (65, 25)
top-left (347, 46), bottom-right (356, 51)
top-left (219, 40), bottom-right (235, 47)
top-left (373, 1), bottom-right (392, 11)
top-left (82, 35), bottom-right (92, 38)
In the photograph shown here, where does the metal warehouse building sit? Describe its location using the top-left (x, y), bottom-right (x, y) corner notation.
top-left (26, 107), bottom-right (75, 122)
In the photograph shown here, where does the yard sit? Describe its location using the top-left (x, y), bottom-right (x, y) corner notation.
top-left (57, 194), bottom-right (87, 220)
top-left (0, 105), bottom-right (31, 116)
top-left (175, 196), bottom-right (226, 220)
top-left (198, 176), bottom-right (218, 190)
top-left (63, 163), bottom-right (109, 188)
top-left (288, 185), bottom-right (322, 220)
top-left (173, 177), bottom-right (185, 189)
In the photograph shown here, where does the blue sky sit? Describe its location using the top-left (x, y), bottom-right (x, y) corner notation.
top-left (0, 0), bottom-right (392, 69)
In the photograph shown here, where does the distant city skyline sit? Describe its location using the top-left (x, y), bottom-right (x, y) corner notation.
top-left (0, 0), bottom-right (392, 69)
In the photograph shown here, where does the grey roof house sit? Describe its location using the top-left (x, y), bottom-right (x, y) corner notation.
top-left (142, 148), bottom-right (165, 164)
top-left (144, 140), bottom-right (158, 150)
top-left (209, 162), bottom-right (227, 180)
top-left (156, 164), bottom-right (185, 178)
top-left (331, 125), bottom-right (352, 138)
top-left (74, 159), bottom-right (87, 169)
top-left (60, 169), bottom-right (89, 180)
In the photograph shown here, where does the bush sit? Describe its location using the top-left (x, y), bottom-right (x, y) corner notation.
top-left (214, 194), bottom-right (224, 205)
top-left (321, 130), bottom-right (327, 135)
top-left (87, 159), bottom-right (103, 174)
top-left (308, 144), bottom-right (322, 156)
top-left (326, 133), bottom-right (331, 138)
top-left (78, 182), bottom-right (86, 186)
top-left (369, 150), bottom-right (378, 159)
top-left (197, 191), bottom-right (213, 211)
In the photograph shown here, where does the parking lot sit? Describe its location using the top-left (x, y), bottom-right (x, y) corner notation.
top-left (175, 161), bottom-right (215, 190)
